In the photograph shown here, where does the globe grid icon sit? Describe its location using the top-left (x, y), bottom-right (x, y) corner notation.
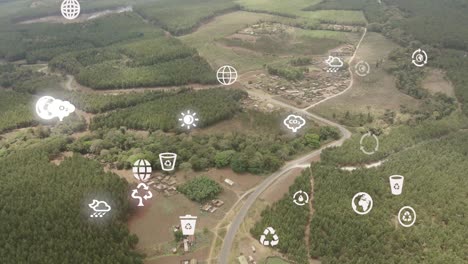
top-left (217, 65), bottom-right (238, 86)
top-left (61, 0), bottom-right (81, 20)
top-left (132, 159), bottom-right (152, 182)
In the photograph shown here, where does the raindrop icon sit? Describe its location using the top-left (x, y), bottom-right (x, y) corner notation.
top-left (298, 195), bottom-right (304, 202)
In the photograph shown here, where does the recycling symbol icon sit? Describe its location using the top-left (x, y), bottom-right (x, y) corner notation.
top-left (393, 183), bottom-right (400, 190)
top-left (131, 183), bottom-right (153, 207)
top-left (402, 211), bottom-right (412, 222)
top-left (185, 223), bottom-right (192, 230)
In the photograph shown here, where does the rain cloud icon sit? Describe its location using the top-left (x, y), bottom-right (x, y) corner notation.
top-left (88, 200), bottom-right (111, 218)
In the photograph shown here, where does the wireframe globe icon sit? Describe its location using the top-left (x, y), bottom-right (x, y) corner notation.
top-left (217, 65), bottom-right (238, 86)
top-left (132, 159), bottom-right (152, 182)
top-left (61, 0), bottom-right (81, 20)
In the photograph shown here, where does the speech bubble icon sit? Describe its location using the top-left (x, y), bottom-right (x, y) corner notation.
top-left (284, 114), bottom-right (306, 133)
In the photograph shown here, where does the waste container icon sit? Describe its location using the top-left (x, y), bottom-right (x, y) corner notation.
top-left (180, 215), bottom-right (197, 236)
top-left (389, 175), bottom-right (404, 195)
top-left (159, 153), bottom-right (177, 171)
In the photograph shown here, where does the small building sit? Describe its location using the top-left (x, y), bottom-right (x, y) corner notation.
top-left (224, 179), bottom-right (234, 186)
top-left (212, 199), bottom-right (225, 207)
top-left (251, 245), bottom-right (256, 253)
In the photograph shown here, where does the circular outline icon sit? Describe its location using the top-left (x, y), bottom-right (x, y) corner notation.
top-left (61, 0), bottom-right (81, 20)
top-left (293, 190), bottom-right (309, 206)
top-left (398, 206), bottom-right (416, 227)
top-left (411, 49), bottom-right (428, 67)
top-left (216, 65), bottom-right (238, 86)
top-left (360, 132), bottom-right (379, 155)
top-left (354, 61), bottom-right (370, 77)
top-left (351, 192), bottom-right (373, 215)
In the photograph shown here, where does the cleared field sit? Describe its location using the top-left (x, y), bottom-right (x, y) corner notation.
top-left (422, 68), bottom-right (455, 97)
top-left (236, 0), bottom-right (320, 16)
top-left (301, 10), bottom-right (366, 25)
top-left (266, 257), bottom-right (290, 264)
top-left (237, 0), bottom-right (367, 24)
top-left (313, 32), bottom-right (420, 119)
top-left (179, 11), bottom-right (285, 71)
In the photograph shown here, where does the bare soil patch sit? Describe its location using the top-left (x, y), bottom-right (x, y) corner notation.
top-left (422, 68), bottom-right (455, 97)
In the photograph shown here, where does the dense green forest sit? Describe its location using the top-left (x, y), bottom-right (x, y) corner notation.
top-left (0, 64), bottom-right (62, 94)
top-left (309, 130), bottom-right (468, 263)
top-left (134, 0), bottom-right (239, 35)
top-left (69, 122), bottom-right (330, 175)
top-left (321, 113), bottom-right (467, 165)
top-left (0, 13), bottom-right (216, 89)
top-left (178, 176), bottom-right (223, 202)
top-left (251, 171), bottom-right (311, 263)
top-left (50, 38), bottom-right (216, 89)
top-left (0, 13), bottom-right (159, 62)
top-left (0, 90), bottom-right (35, 133)
top-left (0, 138), bottom-right (143, 263)
top-left (90, 88), bottom-right (246, 131)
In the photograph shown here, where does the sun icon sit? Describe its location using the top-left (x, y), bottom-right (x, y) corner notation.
top-left (179, 110), bottom-right (199, 129)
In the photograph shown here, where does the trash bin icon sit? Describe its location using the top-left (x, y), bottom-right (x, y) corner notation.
top-left (180, 215), bottom-right (197, 235)
top-left (159, 153), bottom-right (177, 172)
top-left (389, 175), bottom-right (404, 195)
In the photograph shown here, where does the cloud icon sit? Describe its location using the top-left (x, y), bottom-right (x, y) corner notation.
top-left (325, 56), bottom-right (344, 68)
top-left (284, 114), bottom-right (306, 133)
top-left (88, 200), bottom-right (111, 212)
top-left (36, 96), bottom-right (76, 121)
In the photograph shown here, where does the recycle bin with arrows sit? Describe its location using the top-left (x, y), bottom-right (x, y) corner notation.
top-left (180, 215), bottom-right (197, 235)
top-left (389, 175), bottom-right (404, 195)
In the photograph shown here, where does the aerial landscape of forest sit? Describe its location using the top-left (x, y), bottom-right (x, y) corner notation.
top-left (0, 0), bottom-right (467, 264)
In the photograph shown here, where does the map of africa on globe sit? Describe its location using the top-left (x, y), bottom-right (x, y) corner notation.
top-left (353, 193), bottom-right (372, 213)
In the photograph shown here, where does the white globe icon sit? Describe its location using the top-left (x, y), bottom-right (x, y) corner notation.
top-left (61, 0), bottom-right (81, 20)
top-left (217, 65), bottom-right (238, 86)
top-left (132, 159), bottom-right (152, 182)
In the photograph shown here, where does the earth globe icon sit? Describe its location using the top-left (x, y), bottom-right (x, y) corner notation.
top-left (217, 65), bottom-right (238, 85)
top-left (132, 159), bottom-right (152, 182)
top-left (61, 0), bottom-right (81, 20)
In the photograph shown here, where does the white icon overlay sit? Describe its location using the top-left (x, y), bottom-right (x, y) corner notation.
top-left (411, 49), bottom-right (428, 67)
top-left (355, 61), bottom-right (370, 77)
top-left (260, 227), bottom-right (279, 247)
top-left (293, 190), bottom-right (309, 206)
top-left (179, 110), bottom-right (199, 129)
top-left (352, 192), bottom-right (373, 215)
top-left (389, 175), bottom-right (404, 195)
top-left (325, 56), bottom-right (344, 72)
top-left (132, 159), bottom-right (152, 182)
top-left (398, 206), bottom-right (416, 227)
top-left (284, 114), bottom-right (306, 133)
top-left (159, 153), bottom-right (177, 172)
top-left (217, 65), bottom-right (238, 85)
top-left (360, 132), bottom-right (379, 155)
top-left (180, 215), bottom-right (198, 236)
top-left (61, 0), bottom-right (81, 20)
top-left (131, 183), bottom-right (153, 207)
top-left (88, 200), bottom-right (111, 218)
top-left (36, 96), bottom-right (76, 121)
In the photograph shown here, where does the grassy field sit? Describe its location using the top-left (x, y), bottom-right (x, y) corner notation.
top-left (265, 257), bottom-right (290, 264)
top-left (236, 0), bottom-right (321, 16)
top-left (179, 11), bottom-right (285, 71)
top-left (313, 32), bottom-right (419, 120)
top-left (237, 0), bottom-right (367, 25)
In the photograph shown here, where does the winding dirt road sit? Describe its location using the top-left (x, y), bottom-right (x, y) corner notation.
top-left (217, 27), bottom-right (367, 264)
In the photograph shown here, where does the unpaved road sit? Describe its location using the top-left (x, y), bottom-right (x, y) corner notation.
top-left (218, 27), bottom-right (368, 264)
